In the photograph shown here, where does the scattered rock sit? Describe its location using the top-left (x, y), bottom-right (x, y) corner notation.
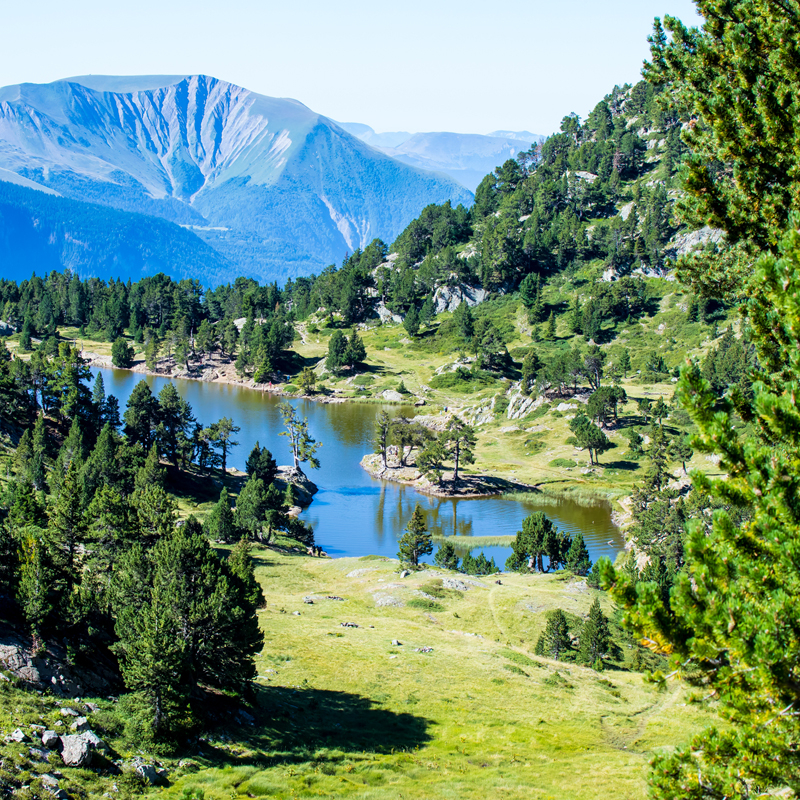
top-left (59, 708), bottom-right (79, 717)
top-left (411, 590), bottom-right (438, 601)
top-left (340, 622), bottom-right (359, 628)
top-left (84, 702), bottom-right (100, 713)
top-left (303, 598), bottom-right (314, 604)
top-left (80, 730), bottom-right (110, 755)
top-left (399, 570), bottom-right (411, 578)
top-left (69, 716), bottom-right (90, 732)
top-left (346, 568), bottom-right (377, 578)
top-left (42, 730), bottom-right (61, 749)
top-left (432, 283), bottom-right (490, 314)
top-left (8, 727), bottom-right (29, 742)
top-left (495, 580), bottom-right (503, 585)
top-left (415, 647), bottom-right (434, 653)
top-left (59, 734), bottom-right (93, 767)
top-left (442, 578), bottom-right (470, 592)
top-left (326, 596), bottom-right (345, 601)
top-left (391, 640), bottom-right (402, 646)
top-left (30, 723), bottom-right (45, 732)
top-left (373, 593), bottom-right (404, 608)
top-left (29, 747), bottom-right (51, 761)
top-left (382, 390), bottom-right (405, 402)
top-left (291, 611), bottom-right (301, 616)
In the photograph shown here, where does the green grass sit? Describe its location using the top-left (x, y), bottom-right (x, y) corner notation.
top-left (155, 549), bottom-right (718, 800)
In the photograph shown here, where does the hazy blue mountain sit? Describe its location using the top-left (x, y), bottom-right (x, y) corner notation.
top-left (377, 132), bottom-right (540, 192)
top-left (0, 179), bottom-right (232, 284)
top-left (336, 122), bottom-right (412, 149)
top-left (487, 130), bottom-right (544, 144)
top-left (0, 75), bottom-right (472, 283)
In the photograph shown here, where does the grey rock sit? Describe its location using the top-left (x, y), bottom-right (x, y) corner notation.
top-left (59, 708), bottom-right (79, 717)
top-left (69, 716), bottom-right (90, 732)
top-left (79, 730), bottom-right (110, 755)
top-left (391, 640), bottom-right (402, 646)
top-left (135, 763), bottom-right (160, 785)
top-left (442, 578), bottom-right (470, 592)
top-left (399, 570), bottom-right (411, 578)
top-left (41, 775), bottom-right (59, 788)
top-left (29, 747), bottom-right (51, 761)
top-left (42, 730), bottom-right (61, 749)
top-left (30, 723), bottom-right (46, 732)
top-left (432, 283), bottom-right (490, 314)
top-left (84, 702), bottom-right (100, 713)
top-left (59, 734), bottom-right (93, 767)
top-left (9, 727), bottom-right (29, 742)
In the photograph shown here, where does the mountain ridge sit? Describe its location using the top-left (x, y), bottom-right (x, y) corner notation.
top-left (0, 74), bottom-right (472, 283)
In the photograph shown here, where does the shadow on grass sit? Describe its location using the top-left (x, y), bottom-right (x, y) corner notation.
top-left (600, 460), bottom-right (639, 471)
top-left (196, 686), bottom-right (432, 768)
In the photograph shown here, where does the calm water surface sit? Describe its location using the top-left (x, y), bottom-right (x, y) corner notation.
top-left (92, 368), bottom-right (624, 565)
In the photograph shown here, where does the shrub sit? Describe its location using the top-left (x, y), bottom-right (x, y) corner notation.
top-left (407, 598), bottom-right (444, 612)
top-left (549, 458), bottom-right (577, 468)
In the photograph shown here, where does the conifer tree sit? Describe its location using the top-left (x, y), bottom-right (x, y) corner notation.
top-left (373, 410), bottom-right (392, 469)
top-left (278, 402), bottom-right (320, 472)
top-left (46, 458), bottom-right (87, 603)
top-left (204, 487), bottom-right (237, 543)
top-left (578, 598), bottom-right (610, 666)
top-left (227, 538), bottom-right (265, 612)
top-left (536, 609), bottom-right (570, 660)
top-left (134, 442), bottom-right (166, 492)
top-left (16, 529), bottom-right (54, 644)
top-left (397, 503), bottom-right (433, 569)
top-left (433, 540), bottom-right (460, 571)
top-left (565, 532), bottom-right (592, 576)
top-left (234, 476), bottom-right (268, 540)
top-left (30, 413), bottom-right (47, 491)
top-left (441, 416), bottom-right (477, 483)
top-left (82, 422), bottom-right (120, 498)
top-left (132, 484), bottom-right (177, 547)
top-left (245, 442), bottom-right (278, 485)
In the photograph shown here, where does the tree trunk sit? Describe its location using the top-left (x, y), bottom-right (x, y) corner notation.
top-left (453, 442), bottom-right (460, 483)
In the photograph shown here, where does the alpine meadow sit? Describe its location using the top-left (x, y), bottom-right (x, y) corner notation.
top-left (0, 1), bottom-right (799, 799)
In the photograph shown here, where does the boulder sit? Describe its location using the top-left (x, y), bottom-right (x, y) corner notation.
top-left (59, 734), bottom-right (93, 767)
top-left (42, 730), bottom-right (61, 749)
top-left (29, 747), bottom-right (51, 761)
top-left (79, 729), bottom-right (110, 755)
top-left (381, 390), bottom-right (404, 402)
top-left (135, 763), bottom-right (160, 785)
top-left (69, 716), bottom-right (90, 732)
top-left (8, 727), bottom-right (28, 742)
top-left (432, 284), bottom-right (490, 314)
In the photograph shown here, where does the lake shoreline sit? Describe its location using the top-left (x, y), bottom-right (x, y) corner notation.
top-left (360, 452), bottom-right (537, 500)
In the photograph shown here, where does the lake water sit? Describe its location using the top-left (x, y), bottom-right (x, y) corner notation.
top-left (91, 367), bottom-right (624, 566)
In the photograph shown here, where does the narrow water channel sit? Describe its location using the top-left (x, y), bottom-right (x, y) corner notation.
top-left (91, 367), bottom-right (625, 565)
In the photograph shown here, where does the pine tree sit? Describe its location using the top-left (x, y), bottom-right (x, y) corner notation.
top-left (441, 416), bottom-right (476, 483)
top-left (278, 402), bottom-right (320, 472)
top-left (227, 538), bottom-right (265, 612)
top-left (374, 410), bottom-right (392, 469)
top-left (506, 511), bottom-right (558, 573)
top-left (245, 442), bottom-right (278, 485)
top-left (397, 504), bottom-right (433, 569)
top-left (403, 306), bottom-right (420, 337)
top-left (132, 485), bottom-right (177, 547)
top-left (578, 598), bottom-right (610, 666)
top-left (601, 225), bottom-right (800, 796)
top-left (135, 442), bottom-right (166, 492)
top-left (235, 476), bottom-right (268, 539)
top-left (30, 413), bottom-right (48, 491)
top-left (82, 422), bottom-right (120, 498)
top-left (565, 532), bottom-right (592, 576)
top-left (45, 458), bottom-right (87, 603)
top-left (536, 609), bottom-right (570, 660)
top-left (433, 540), bottom-right (460, 571)
top-left (16, 529), bottom-right (54, 644)
top-left (204, 487), bottom-right (237, 543)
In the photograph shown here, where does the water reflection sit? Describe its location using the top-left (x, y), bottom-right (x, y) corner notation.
top-left (91, 367), bottom-right (624, 563)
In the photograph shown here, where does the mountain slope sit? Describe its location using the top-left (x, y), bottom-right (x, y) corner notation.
top-left (0, 75), bottom-right (472, 283)
top-left (0, 179), bottom-right (232, 284)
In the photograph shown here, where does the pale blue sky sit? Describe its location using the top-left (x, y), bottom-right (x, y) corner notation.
top-left (3, 0), bottom-right (702, 135)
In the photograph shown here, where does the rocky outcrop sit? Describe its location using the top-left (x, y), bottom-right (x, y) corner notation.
top-left (664, 225), bottom-right (725, 258)
top-left (0, 624), bottom-right (119, 697)
top-left (432, 284), bottom-right (490, 313)
top-left (274, 466), bottom-right (318, 508)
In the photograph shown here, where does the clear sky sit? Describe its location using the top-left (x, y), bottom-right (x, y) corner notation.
top-left (2, 0), bottom-right (702, 136)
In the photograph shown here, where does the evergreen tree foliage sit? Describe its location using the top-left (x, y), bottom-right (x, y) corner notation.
top-left (433, 540), bottom-right (460, 571)
top-left (203, 487), bottom-right (237, 543)
top-left (578, 598), bottom-right (610, 665)
top-left (235, 476), bottom-right (268, 540)
top-left (506, 512), bottom-right (571, 573)
top-left (278, 402), bottom-right (320, 472)
top-left (565, 532), bottom-right (592, 576)
top-left (602, 224), bottom-right (800, 797)
top-left (135, 443), bottom-right (166, 492)
top-left (245, 442), bottom-right (278, 485)
top-left (397, 504), bottom-right (433, 569)
top-left (535, 609), bottom-right (570, 661)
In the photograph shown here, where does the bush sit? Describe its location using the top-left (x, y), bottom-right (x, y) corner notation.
top-left (549, 458), bottom-right (577, 468)
top-left (407, 598), bottom-right (444, 612)
top-left (354, 375), bottom-right (375, 386)
top-left (283, 384), bottom-right (299, 394)
top-left (429, 369), bottom-right (498, 393)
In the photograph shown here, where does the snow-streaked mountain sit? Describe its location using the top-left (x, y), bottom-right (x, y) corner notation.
top-left (339, 123), bottom-right (545, 191)
top-left (0, 75), bottom-right (473, 283)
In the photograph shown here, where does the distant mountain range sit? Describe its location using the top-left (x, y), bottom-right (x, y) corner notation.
top-left (337, 124), bottom-right (544, 191)
top-left (0, 75), bottom-right (473, 284)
